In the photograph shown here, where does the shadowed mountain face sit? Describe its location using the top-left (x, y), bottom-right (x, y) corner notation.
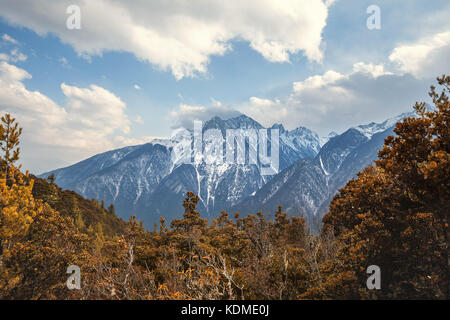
top-left (232, 113), bottom-right (413, 231)
top-left (40, 114), bottom-right (322, 226)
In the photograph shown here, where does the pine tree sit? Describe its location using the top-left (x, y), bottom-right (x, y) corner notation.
top-left (107, 204), bottom-right (116, 215)
top-left (94, 223), bottom-right (105, 251)
top-left (74, 212), bottom-right (86, 231)
top-left (44, 174), bottom-right (60, 207)
top-left (0, 113), bottom-right (23, 184)
top-left (71, 196), bottom-right (86, 231)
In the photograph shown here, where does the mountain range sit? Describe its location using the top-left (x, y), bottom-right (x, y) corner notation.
top-left (232, 113), bottom-right (411, 229)
top-left (40, 113), bottom-right (411, 228)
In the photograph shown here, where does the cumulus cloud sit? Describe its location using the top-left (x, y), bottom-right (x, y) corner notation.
top-left (61, 82), bottom-right (131, 134)
top-left (236, 27), bottom-right (448, 135)
top-left (352, 62), bottom-right (393, 78)
top-left (389, 30), bottom-right (450, 78)
top-left (293, 70), bottom-right (346, 93)
top-left (0, 61), bottom-right (140, 173)
top-left (239, 62), bottom-right (426, 135)
top-left (167, 62), bottom-right (422, 136)
top-left (0, 0), bottom-right (332, 80)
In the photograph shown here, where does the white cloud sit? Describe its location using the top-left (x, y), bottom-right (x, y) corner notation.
top-left (0, 61), bottom-right (140, 173)
top-left (352, 62), bottom-right (392, 78)
top-left (0, 48), bottom-right (27, 63)
top-left (60, 83), bottom-right (131, 136)
top-left (0, 0), bottom-right (332, 80)
top-left (389, 30), bottom-right (450, 78)
top-left (169, 102), bottom-right (241, 128)
top-left (293, 70), bottom-right (346, 93)
top-left (2, 33), bottom-right (19, 45)
top-left (9, 48), bottom-right (27, 62)
top-left (113, 135), bottom-right (154, 147)
top-left (239, 62), bottom-right (426, 135)
top-left (167, 61), bottom-right (423, 136)
top-left (244, 97), bottom-right (288, 124)
top-left (134, 84), bottom-right (141, 90)
top-left (170, 103), bottom-right (206, 118)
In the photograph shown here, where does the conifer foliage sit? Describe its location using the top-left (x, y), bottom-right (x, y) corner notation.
top-left (0, 114), bottom-right (22, 184)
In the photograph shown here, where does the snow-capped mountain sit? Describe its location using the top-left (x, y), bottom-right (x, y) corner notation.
top-left (40, 114), bottom-right (321, 226)
top-left (40, 112), bottom-right (412, 228)
top-left (320, 131), bottom-right (338, 147)
top-left (232, 112), bottom-right (414, 231)
top-left (353, 112), bottom-right (412, 139)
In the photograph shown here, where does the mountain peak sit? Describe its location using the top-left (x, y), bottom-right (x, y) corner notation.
top-left (223, 114), bottom-right (263, 129)
top-left (202, 114), bottom-right (263, 131)
top-left (290, 126), bottom-right (317, 137)
top-left (354, 112), bottom-right (415, 139)
top-left (203, 116), bottom-right (226, 130)
top-left (320, 131), bottom-right (338, 147)
top-left (271, 123), bottom-right (286, 133)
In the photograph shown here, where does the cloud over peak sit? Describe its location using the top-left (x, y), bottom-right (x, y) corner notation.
top-left (239, 62), bottom-right (425, 135)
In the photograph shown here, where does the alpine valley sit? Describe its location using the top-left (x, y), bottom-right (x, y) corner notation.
top-left (39, 113), bottom-right (412, 229)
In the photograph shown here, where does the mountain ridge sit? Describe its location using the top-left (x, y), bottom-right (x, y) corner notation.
top-left (232, 112), bottom-right (414, 230)
top-left (40, 112), bottom-right (413, 228)
top-left (40, 114), bottom-right (321, 225)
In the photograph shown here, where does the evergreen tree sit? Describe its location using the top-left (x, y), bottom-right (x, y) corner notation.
top-left (44, 174), bottom-right (60, 207)
top-left (108, 204), bottom-right (116, 215)
top-left (72, 196), bottom-right (86, 231)
top-left (0, 113), bottom-right (23, 183)
top-left (94, 222), bottom-right (105, 251)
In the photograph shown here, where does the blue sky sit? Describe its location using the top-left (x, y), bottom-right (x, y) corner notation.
top-left (0, 0), bottom-right (449, 173)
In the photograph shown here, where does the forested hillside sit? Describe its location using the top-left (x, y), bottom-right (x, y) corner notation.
top-left (0, 76), bottom-right (448, 300)
top-left (31, 174), bottom-right (127, 237)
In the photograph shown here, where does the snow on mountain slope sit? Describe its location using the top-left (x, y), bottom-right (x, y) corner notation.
top-left (354, 112), bottom-right (413, 139)
top-left (41, 112), bottom-right (411, 229)
top-left (320, 131), bottom-right (338, 147)
top-left (40, 114), bottom-right (321, 226)
top-left (232, 113), bottom-right (412, 231)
